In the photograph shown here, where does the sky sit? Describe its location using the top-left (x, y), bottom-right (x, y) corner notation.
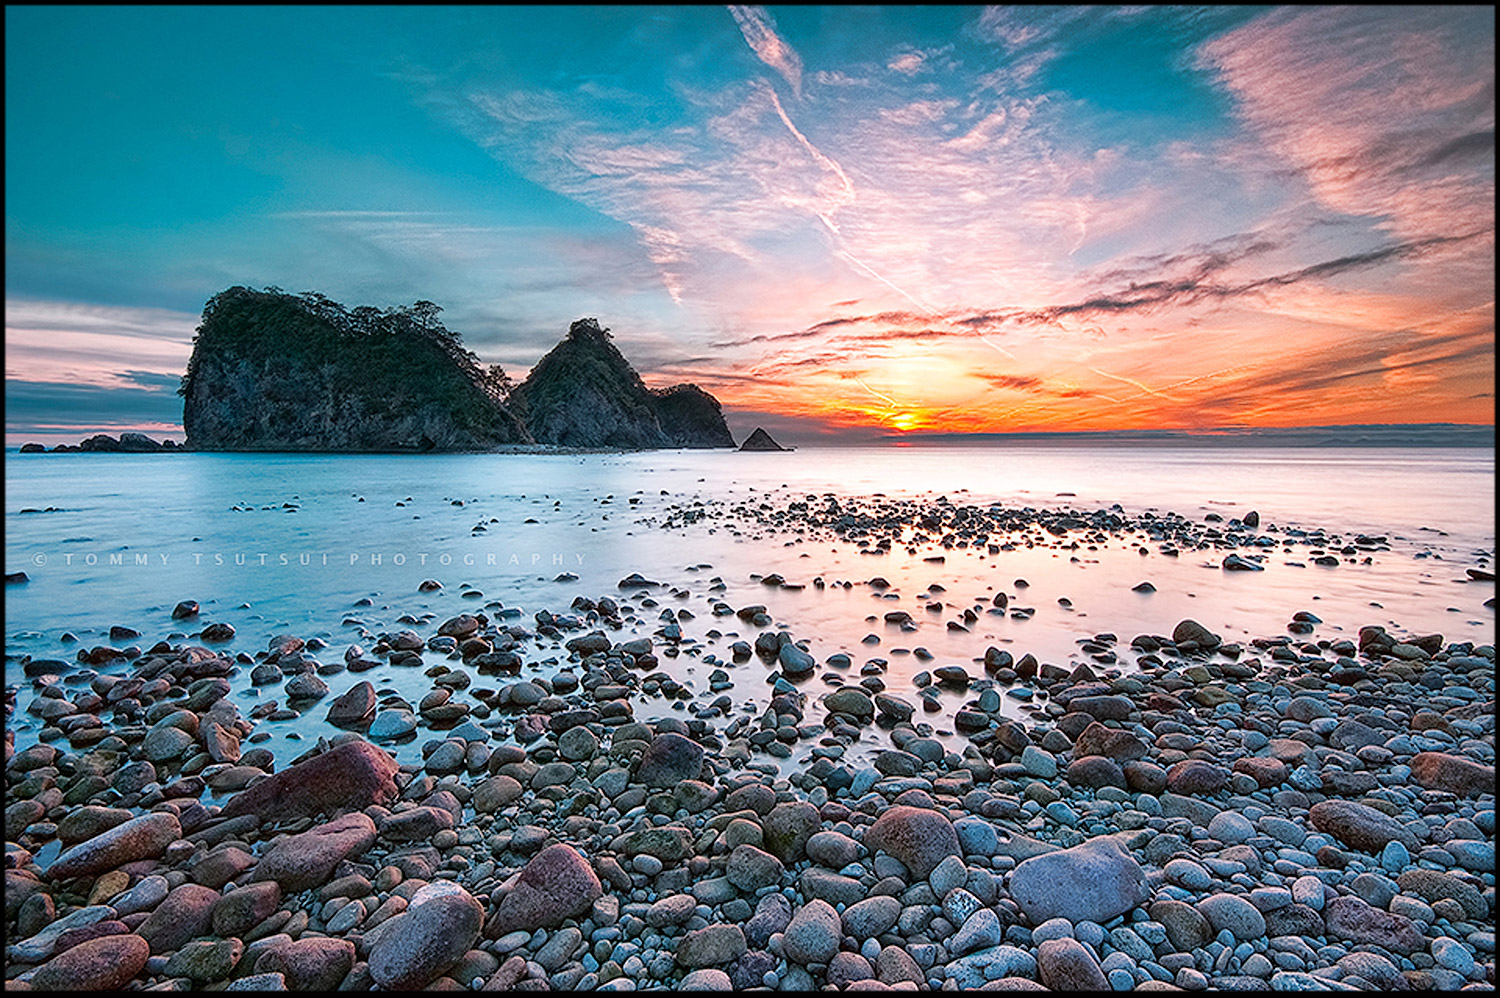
top-left (5, 5), bottom-right (1495, 445)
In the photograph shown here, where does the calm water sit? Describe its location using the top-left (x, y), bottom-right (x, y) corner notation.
top-left (5, 446), bottom-right (1494, 773)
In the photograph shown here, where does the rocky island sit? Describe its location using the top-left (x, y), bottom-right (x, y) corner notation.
top-left (174, 288), bottom-right (732, 452)
top-left (511, 318), bottom-right (733, 450)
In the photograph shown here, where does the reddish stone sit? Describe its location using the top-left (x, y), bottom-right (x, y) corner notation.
top-left (218, 740), bottom-right (399, 822)
top-left (136, 883), bottom-right (220, 954)
top-left (1324, 896), bottom-right (1424, 954)
top-left (863, 806), bottom-right (960, 878)
top-left (1165, 759), bottom-right (1230, 796)
top-left (253, 936), bottom-right (356, 991)
top-left (251, 812), bottom-right (376, 891)
top-left (488, 844), bottom-right (601, 935)
top-left (1072, 722), bottom-right (1148, 761)
top-left (29, 933), bottom-right (150, 991)
top-left (1409, 752), bottom-right (1495, 798)
top-left (1232, 756), bottom-right (1289, 788)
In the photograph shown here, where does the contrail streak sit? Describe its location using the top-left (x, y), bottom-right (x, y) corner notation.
top-left (1090, 367), bottom-right (1185, 402)
top-left (852, 375), bottom-right (900, 408)
top-left (764, 85), bottom-right (853, 203)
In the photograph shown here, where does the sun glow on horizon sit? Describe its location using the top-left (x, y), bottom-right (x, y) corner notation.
top-left (3, 6), bottom-right (1493, 442)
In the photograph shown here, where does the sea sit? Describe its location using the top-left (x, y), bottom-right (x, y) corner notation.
top-left (5, 445), bottom-right (1495, 776)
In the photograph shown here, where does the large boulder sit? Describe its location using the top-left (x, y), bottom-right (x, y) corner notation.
top-left (218, 739), bottom-right (399, 822)
top-left (863, 806), bottom-right (961, 878)
top-left (1409, 752), bottom-right (1495, 797)
top-left (488, 844), bottom-right (601, 935)
top-left (45, 812), bottom-right (181, 881)
top-left (1008, 836), bottom-right (1148, 925)
top-left (369, 883), bottom-right (485, 989)
top-left (1308, 800), bottom-right (1419, 854)
top-left (250, 812), bottom-right (376, 891)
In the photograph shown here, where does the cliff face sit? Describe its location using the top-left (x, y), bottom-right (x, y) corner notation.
top-left (515, 319), bottom-right (734, 449)
top-left (181, 292), bottom-right (733, 452)
top-left (181, 288), bottom-right (530, 451)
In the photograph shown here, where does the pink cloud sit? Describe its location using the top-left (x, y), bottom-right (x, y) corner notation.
top-left (1197, 6), bottom-right (1495, 244)
top-left (5, 300), bottom-right (198, 387)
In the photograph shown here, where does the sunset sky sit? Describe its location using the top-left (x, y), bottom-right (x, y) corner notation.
top-left (5, 5), bottom-right (1495, 444)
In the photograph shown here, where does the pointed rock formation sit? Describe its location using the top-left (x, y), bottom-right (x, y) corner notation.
top-left (515, 318), bottom-right (733, 448)
top-left (739, 427), bottom-right (789, 451)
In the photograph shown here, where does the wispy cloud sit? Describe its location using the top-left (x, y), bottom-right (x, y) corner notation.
top-left (4, 300), bottom-right (199, 388)
top-left (728, 5), bottom-right (803, 96)
top-left (1197, 5), bottom-right (1495, 244)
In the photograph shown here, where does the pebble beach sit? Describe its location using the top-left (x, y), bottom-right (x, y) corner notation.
top-left (5, 482), bottom-right (1496, 993)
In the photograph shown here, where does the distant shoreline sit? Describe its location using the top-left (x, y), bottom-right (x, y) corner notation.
top-left (6, 423), bottom-right (1494, 453)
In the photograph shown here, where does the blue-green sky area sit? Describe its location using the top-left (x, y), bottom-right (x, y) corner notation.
top-left (5, 6), bottom-right (1494, 443)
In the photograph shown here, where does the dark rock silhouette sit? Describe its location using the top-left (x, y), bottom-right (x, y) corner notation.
top-left (739, 427), bottom-right (790, 451)
top-left (650, 383), bottom-right (736, 449)
top-left (180, 292), bottom-right (733, 452)
top-left (181, 287), bottom-right (529, 451)
top-left (514, 318), bottom-right (733, 449)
